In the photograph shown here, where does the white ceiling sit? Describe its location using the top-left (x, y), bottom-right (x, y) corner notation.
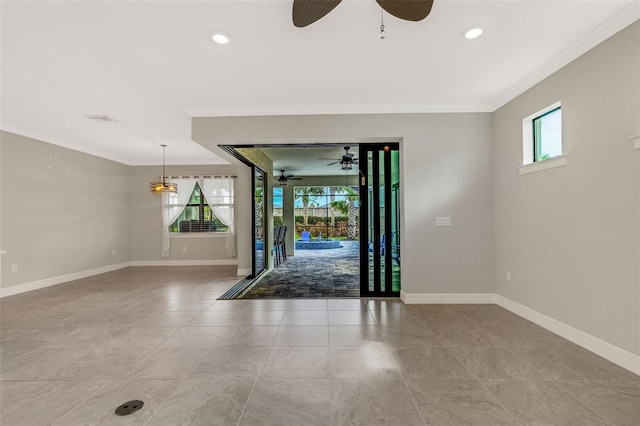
top-left (262, 145), bottom-right (361, 177)
top-left (1, 0), bottom-right (638, 166)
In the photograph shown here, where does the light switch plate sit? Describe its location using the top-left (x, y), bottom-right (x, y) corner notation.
top-left (435, 217), bottom-right (452, 226)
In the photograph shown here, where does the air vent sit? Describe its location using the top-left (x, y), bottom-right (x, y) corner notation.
top-left (87, 115), bottom-right (118, 122)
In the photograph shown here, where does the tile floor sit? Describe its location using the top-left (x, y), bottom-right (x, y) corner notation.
top-left (1, 266), bottom-right (638, 425)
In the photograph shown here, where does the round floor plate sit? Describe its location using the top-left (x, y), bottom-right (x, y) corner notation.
top-left (115, 400), bottom-right (144, 416)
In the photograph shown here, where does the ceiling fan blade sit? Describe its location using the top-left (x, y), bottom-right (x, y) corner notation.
top-left (376, 0), bottom-right (433, 22)
top-left (327, 161), bottom-right (339, 166)
top-left (289, 177), bottom-right (304, 180)
top-left (319, 157), bottom-right (340, 160)
top-left (345, 152), bottom-right (354, 158)
top-left (293, 0), bottom-right (343, 27)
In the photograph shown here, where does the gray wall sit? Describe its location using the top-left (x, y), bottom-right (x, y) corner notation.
top-left (493, 22), bottom-right (640, 355)
top-left (193, 113), bottom-right (495, 296)
top-left (0, 131), bottom-right (132, 288)
top-left (130, 165), bottom-right (239, 263)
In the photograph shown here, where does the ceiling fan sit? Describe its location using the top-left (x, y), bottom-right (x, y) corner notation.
top-left (276, 170), bottom-right (303, 185)
top-left (292, 0), bottom-right (434, 28)
top-left (320, 146), bottom-right (359, 169)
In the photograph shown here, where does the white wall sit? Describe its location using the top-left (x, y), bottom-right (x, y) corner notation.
top-left (0, 131), bottom-right (132, 289)
top-left (493, 22), bottom-right (640, 356)
top-left (192, 113), bottom-right (495, 296)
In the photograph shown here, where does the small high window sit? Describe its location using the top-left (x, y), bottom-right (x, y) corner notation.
top-left (532, 106), bottom-right (562, 162)
top-left (521, 101), bottom-right (566, 174)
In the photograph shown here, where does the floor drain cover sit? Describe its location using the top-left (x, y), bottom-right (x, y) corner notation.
top-left (115, 400), bottom-right (144, 416)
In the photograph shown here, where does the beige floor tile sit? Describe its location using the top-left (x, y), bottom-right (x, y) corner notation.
top-left (558, 380), bottom-right (640, 426)
top-left (260, 347), bottom-right (330, 379)
top-left (205, 300), bottom-right (251, 312)
top-left (429, 323), bottom-right (501, 347)
top-left (328, 325), bottom-right (385, 347)
top-left (216, 326), bottom-right (279, 346)
top-left (0, 380), bottom-right (106, 425)
top-left (511, 345), bottom-right (638, 380)
top-left (483, 379), bottom-right (610, 425)
top-left (160, 326), bottom-right (229, 347)
top-left (1, 348), bottom-right (90, 381)
top-left (327, 298), bottom-right (368, 311)
top-left (148, 378), bottom-right (253, 425)
top-left (406, 378), bottom-right (517, 425)
top-left (392, 347), bottom-right (474, 380)
top-left (281, 310), bottom-right (329, 325)
top-left (234, 310), bottom-right (286, 326)
top-left (187, 310), bottom-right (246, 326)
top-left (481, 323), bottom-right (572, 347)
top-left (449, 346), bottom-right (548, 380)
top-left (48, 348), bottom-right (152, 380)
top-left (54, 379), bottom-right (179, 425)
top-left (329, 347), bottom-right (399, 379)
top-left (377, 324), bottom-right (444, 347)
top-left (167, 300), bottom-right (217, 311)
top-left (328, 310), bottom-right (376, 325)
top-left (239, 379), bottom-right (331, 426)
top-left (129, 347), bottom-right (210, 379)
top-left (189, 346), bottom-right (269, 379)
top-left (330, 378), bottom-right (424, 426)
top-left (273, 326), bottom-right (329, 346)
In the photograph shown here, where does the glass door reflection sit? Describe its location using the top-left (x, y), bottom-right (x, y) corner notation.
top-left (253, 167), bottom-right (266, 277)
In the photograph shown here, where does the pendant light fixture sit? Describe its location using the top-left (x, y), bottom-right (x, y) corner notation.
top-left (150, 144), bottom-right (177, 193)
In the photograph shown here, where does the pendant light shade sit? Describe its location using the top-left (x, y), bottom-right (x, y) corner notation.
top-left (150, 145), bottom-right (178, 194)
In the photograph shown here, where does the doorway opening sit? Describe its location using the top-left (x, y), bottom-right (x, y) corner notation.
top-left (218, 143), bottom-right (400, 299)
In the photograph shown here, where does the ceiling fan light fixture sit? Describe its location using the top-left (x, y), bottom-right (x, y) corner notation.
top-left (464, 26), bottom-right (483, 40)
top-left (341, 163), bottom-right (353, 170)
top-left (211, 30), bottom-right (231, 45)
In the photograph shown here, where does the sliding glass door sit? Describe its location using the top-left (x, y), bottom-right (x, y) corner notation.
top-left (359, 144), bottom-right (400, 297)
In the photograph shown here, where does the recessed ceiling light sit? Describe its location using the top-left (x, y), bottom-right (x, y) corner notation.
top-left (211, 31), bottom-right (231, 45)
top-left (464, 27), bottom-right (483, 40)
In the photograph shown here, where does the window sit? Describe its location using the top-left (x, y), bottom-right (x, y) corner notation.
top-left (520, 101), bottom-right (566, 174)
top-left (170, 183), bottom-right (228, 233)
top-left (533, 106), bottom-right (562, 162)
top-left (273, 187), bottom-right (283, 226)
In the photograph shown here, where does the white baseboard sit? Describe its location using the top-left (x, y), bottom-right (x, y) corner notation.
top-left (495, 295), bottom-right (640, 376)
top-left (130, 260), bottom-right (238, 267)
top-left (236, 268), bottom-right (252, 277)
top-left (1, 260), bottom-right (239, 298)
top-left (0, 262), bottom-right (130, 298)
top-left (401, 291), bottom-right (639, 376)
top-left (401, 291), bottom-right (496, 304)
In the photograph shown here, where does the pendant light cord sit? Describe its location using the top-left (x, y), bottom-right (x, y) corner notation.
top-left (379, 1), bottom-right (386, 39)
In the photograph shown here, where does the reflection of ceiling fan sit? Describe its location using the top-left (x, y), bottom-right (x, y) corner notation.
top-left (292, 0), bottom-right (434, 27)
top-left (320, 146), bottom-right (359, 169)
top-left (276, 170), bottom-right (303, 185)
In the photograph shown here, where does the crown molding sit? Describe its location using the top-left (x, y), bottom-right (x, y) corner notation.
top-left (185, 102), bottom-right (493, 118)
top-left (490, 1), bottom-right (640, 111)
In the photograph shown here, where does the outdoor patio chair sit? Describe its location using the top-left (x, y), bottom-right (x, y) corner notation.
top-left (273, 226), bottom-right (282, 266)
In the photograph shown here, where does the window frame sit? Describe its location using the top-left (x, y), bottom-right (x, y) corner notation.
top-left (519, 101), bottom-right (567, 175)
top-left (170, 183), bottom-right (229, 234)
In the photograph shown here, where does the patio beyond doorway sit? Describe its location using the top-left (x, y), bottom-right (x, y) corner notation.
top-left (239, 241), bottom-right (360, 298)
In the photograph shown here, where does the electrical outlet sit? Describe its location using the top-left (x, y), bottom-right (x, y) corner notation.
top-left (182, 246), bottom-right (187, 252)
top-left (435, 217), bottom-right (452, 226)
top-left (11, 264), bottom-right (18, 272)
top-left (505, 271), bottom-right (511, 282)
